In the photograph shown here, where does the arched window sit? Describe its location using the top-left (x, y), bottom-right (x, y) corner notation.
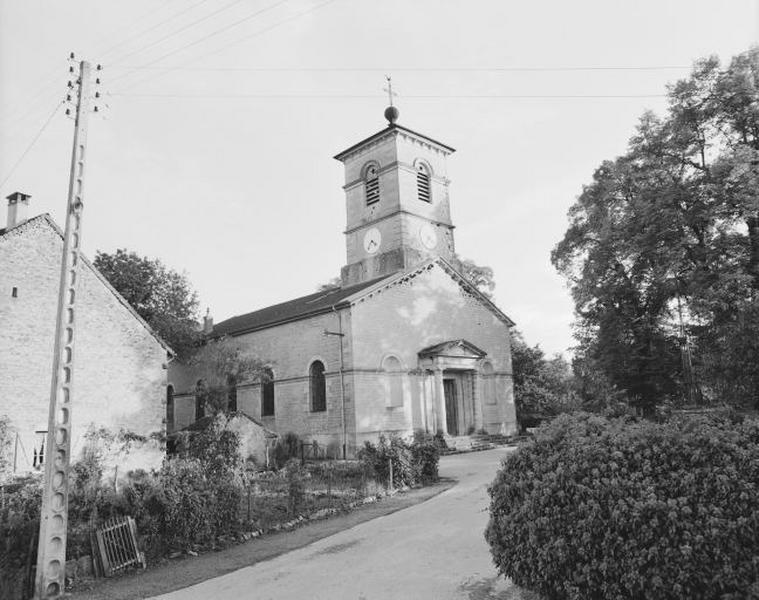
top-left (261, 367), bottom-right (275, 416)
top-left (382, 355), bottom-right (404, 407)
top-left (481, 362), bottom-right (496, 405)
top-left (364, 162), bottom-right (380, 205)
top-left (166, 385), bottom-right (175, 432)
top-left (310, 360), bottom-right (326, 412)
top-left (195, 379), bottom-right (205, 421)
top-left (416, 162), bottom-right (431, 202)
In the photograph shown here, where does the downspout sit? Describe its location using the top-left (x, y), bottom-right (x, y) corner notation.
top-left (331, 305), bottom-right (347, 460)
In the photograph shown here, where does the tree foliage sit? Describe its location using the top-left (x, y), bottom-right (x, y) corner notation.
top-left (552, 48), bottom-right (759, 410)
top-left (191, 337), bottom-right (267, 414)
top-left (511, 330), bottom-right (578, 426)
top-left (94, 249), bottom-right (201, 358)
top-left (457, 256), bottom-right (496, 299)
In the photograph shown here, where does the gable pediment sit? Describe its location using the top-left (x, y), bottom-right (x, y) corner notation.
top-left (344, 257), bottom-right (515, 327)
top-left (418, 339), bottom-right (487, 360)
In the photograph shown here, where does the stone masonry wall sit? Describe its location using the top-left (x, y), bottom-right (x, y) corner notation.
top-left (0, 217), bottom-right (167, 477)
top-left (169, 308), bottom-right (356, 454)
top-left (349, 263), bottom-right (517, 439)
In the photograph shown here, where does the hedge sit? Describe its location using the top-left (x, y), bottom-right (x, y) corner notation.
top-left (485, 412), bottom-right (759, 600)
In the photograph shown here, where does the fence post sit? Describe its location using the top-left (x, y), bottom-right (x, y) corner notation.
top-left (388, 458), bottom-right (394, 491)
top-left (247, 485), bottom-right (251, 522)
top-left (328, 468), bottom-right (332, 507)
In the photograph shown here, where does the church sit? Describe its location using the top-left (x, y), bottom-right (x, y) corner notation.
top-left (170, 105), bottom-right (517, 458)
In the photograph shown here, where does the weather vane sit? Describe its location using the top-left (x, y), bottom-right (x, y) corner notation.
top-left (383, 75), bottom-right (397, 107)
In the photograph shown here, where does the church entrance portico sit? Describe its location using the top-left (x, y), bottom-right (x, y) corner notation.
top-left (418, 340), bottom-right (487, 436)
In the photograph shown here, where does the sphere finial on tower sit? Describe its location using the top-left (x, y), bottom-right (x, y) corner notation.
top-left (383, 75), bottom-right (399, 124)
top-left (384, 105), bottom-right (399, 124)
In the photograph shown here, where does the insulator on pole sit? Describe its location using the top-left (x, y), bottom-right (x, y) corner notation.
top-left (96, 78), bottom-right (101, 85)
top-left (69, 51), bottom-right (75, 59)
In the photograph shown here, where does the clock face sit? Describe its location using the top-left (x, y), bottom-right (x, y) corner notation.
top-left (419, 223), bottom-right (438, 250)
top-left (363, 227), bottom-right (382, 255)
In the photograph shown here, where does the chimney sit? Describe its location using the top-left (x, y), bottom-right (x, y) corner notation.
top-left (6, 192), bottom-right (31, 229)
top-left (203, 308), bottom-right (214, 334)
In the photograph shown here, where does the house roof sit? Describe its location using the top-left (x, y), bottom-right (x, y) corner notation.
top-left (173, 411), bottom-right (279, 438)
top-left (212, 275), bottom-right (391, 337)
top-left (333, 123), bottom-right (456, 162)
top-left (0, 214), bottom-right (174, 355)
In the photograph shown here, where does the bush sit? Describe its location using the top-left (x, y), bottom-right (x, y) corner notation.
top-left (272, 432), bottom-right (301, 469)
top-left (359, 433), bottom-right (441, 487)
top-left (485, 412), bottom-right (759, 600)
top-left (411, 431), bottom-right (441, 483)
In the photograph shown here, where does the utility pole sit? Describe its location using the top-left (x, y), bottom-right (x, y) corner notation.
top-left (34, 57), bottom-right (96, 600)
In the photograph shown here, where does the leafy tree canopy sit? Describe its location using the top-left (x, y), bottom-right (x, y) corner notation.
top-left (94, 249), bottom-right (201, 358)
top-left (511, 330), bottom-right (578, 426)
top-left (191, 337), bottom-right (267, 415)
top-left (552, 47), bottom-right (759, 410)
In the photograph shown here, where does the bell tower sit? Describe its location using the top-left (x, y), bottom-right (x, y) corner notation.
top-left (334, 106), bottom-right (458, 286)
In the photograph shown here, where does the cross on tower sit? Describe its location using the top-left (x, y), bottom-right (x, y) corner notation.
top-left (383, 75), bottom-right (397, 106)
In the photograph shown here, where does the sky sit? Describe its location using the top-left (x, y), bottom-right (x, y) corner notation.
top-left (1, 0), bottom-right (757, 358)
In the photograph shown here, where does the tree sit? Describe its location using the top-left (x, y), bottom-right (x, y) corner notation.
top-left (316, 276), bottom-right (342, 292)
top-left (457, 256), bottom-right (495, 299)
top-left (191, 337), bottom-right (267, 415)
top-left (553, 47), bottom-right (759, 409)
top-left (511, 330), bottom-right (578, 428)
top-left (94, 249), bottom-right (201, 358)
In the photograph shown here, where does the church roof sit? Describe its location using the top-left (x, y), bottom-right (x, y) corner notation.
top-left (333, 123), bottom-right (456, 162)
top-left (211, 275), bottom-right (391, 337)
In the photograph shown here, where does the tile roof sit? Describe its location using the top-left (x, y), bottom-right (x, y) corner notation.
top-left (212, 275), bottom-right (391, 337)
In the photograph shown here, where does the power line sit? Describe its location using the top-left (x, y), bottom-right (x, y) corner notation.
top-left (0, 1), bottom-right (200, 125)
top-left (108, 0), bottom-right (293, 88)
top-left (106, 65), bottom-right (691, 73)
top-left (99, 0), bottom-right (211, 60)
top-left (110, 92), bottom-right (668, 99)
top-left (0, 101), bottom-right (63, 191)
top-left (107, 0), bottom-right (245, 66)
top-left (110, 0), bottom-right (339, 93)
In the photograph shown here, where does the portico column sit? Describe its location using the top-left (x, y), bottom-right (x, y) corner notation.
top-left (434, 367), bottom-right (447, 433)
top-left (472, 370), bottom-right (484, 431)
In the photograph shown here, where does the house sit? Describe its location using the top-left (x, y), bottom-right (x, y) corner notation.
top-left (169, 107), bottom-right (518, 457)
top-left (0, 193), bottom-right (172, 477)
top-left (169, 412), bottom-right (279, 469)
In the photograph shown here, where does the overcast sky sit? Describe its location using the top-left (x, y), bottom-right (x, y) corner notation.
top-left (1, 0), bottom-right (757, 357)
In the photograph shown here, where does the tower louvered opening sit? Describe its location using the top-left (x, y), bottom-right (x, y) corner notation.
top-left (365, 177), bottom-right (380, 205)
top-left (417, 170), bottom-right (431, 202)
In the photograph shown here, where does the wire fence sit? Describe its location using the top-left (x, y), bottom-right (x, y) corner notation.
top-left (241, 461), bottom-right (383, 530)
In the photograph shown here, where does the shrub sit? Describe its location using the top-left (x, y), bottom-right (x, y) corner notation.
top-left (485, 412), bottom-right (759, 600)
top-left (284, 459), bottom-right (306, 515)
top-left (411, 431), bottom-right (440, 483)
top-left (272, 432), bottom-right (301, 469)
top-left (359, 433), bottom-right (441, 487)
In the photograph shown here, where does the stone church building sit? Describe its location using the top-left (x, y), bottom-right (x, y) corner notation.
top-left (170, 108), bottom-right (517, 457)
